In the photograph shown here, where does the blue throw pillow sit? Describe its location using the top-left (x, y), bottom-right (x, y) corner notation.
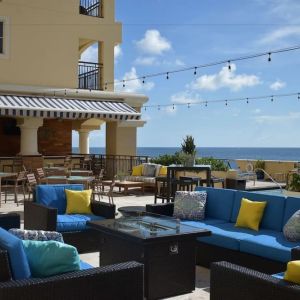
top-left (22, 240), bottom-right (80, 278)
top-left (0, 228), bottom-right (31, 280)
top-left (36, 184), bottom-right (84, 214)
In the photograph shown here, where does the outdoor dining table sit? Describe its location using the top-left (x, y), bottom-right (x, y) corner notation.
top-left (166, 165), bottom-right (212, 202)
top-left (45, 175), bottom-right (95, 188)
top-left (0, 172), bottom-right (18, 207)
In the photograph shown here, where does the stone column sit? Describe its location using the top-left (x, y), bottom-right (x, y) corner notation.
top-left (18, 118), bottom-right (43, 155)
top-left (78, 129), bottom-right (90, 154)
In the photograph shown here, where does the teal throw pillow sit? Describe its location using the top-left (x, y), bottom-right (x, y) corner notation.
top-left (22, 240), bottom-right (80, 278)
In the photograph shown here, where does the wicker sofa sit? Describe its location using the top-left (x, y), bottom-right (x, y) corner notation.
top-left (127, 163), bottom-right (163, 187)
top-left (0, 213), bottom-right (143, 300)
top-left (146, 186), bottom-right (300, 274)
top-left (24, 184), bottom-right (116, 254)
top-left (210, 260), bottom-right (300, 300)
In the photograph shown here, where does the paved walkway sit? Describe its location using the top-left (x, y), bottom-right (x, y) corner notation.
top-left (0, 188), bottom-right (210, 300)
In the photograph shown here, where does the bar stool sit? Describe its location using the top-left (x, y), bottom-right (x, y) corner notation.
top-left (154, 176), bottom-right (168, 203)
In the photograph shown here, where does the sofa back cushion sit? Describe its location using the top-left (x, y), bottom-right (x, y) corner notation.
top-left (0, 228), bottom-right (31, 280)
top-left (195, 187), bottom-right (235, 221)
top-left (283, 196), bottom-right (300, 227)
top-left (36, 184), bottom-right (84, 214)
top-left (142, 163), bottom-right (157, 177)
top-left (231, 191), bottom-right (286, 231)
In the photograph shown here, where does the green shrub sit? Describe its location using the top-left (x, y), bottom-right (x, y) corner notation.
top-left (181, 135), bottom-right (196, 155)
top-left (195, 157), bottom-right (229, 171)
top-left (150, 152), bottom-right (182, 166)
top-left (287, 173), bottom-right (300, 192)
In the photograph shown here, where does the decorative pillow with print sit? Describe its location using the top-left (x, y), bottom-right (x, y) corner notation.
top-left (173, 191), bottom-right (207, 221)
top-left (9, 229), bottom-right (64, 243)
top-left (283, 210), bottom-right (300, 242)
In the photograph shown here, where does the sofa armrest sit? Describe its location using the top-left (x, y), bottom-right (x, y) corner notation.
top-left (292, 246), bottom-right (300, 260)
top-left (24, 201), bottom-right (57, 231)
top-left (146, 203), bottom-right (174, 217)
top-left (0, 261), bottom-right (143, 300)
top-left (0, 250), bottom-right (12, 282)
top-left (210, 261), bottom-right (300, 300)
top-left (91, 201), bottom-right (116, 219)
top-left (0, 213), bottom-right (20, 230)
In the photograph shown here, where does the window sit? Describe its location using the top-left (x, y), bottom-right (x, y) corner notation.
top-left (0, 21), bottom-right (3, 54)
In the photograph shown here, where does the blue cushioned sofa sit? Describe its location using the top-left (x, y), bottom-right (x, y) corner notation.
top-left (24, 184), bottom-right (116, 254)
top-left (146, 187), bottom-right (300, 274)
top-left (0, 214), bottom-right (143, 300)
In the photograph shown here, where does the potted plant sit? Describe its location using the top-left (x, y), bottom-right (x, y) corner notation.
top-left (181, 135), bottom-right (197, 167)
top-left (254, 160), bottom-right (265, 180)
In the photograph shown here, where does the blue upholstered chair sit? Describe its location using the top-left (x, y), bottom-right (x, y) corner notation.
top-left (24, 184), bottom-right (116, 253)
top-left (0, 218), bottom-right (143, 300)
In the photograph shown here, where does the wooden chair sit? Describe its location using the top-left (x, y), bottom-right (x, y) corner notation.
top-left (26, 173), bottom-right (37, 201)
top-left (92, 175), bottom-right (116, 204)
top-left (2, 171), bottom-right (27, 206)
top-left (35, 168), bottom-right (47, 184)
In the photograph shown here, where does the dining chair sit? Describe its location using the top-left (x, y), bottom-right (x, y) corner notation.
top-left (92, 175), bottom-right (116, 204)
top-left (26, 173), bottom-right (37, 201)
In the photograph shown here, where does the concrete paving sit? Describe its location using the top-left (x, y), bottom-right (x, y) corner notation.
top-left (0, 188), bottom-right (210, 299)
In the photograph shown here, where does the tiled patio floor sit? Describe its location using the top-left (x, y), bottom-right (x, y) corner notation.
top-left (0, 189), bottom-right (210, 300)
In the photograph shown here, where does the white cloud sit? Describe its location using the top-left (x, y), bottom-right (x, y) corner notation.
top-left (115, 67), bottom-right (154, 93)
top-left (252, 108), bottom-right (262, 114)
top-left (171, 91), bottom-right (202, 104)
top-left (175, 59), bottom-right (185, 67)
top-left (114, 45), bottom-right (122, 60)
top-left (190, 64), bottom-right (261, 92)
top-left (253, 112), bottom-right (300, 124)
top-left (258, 26), bottom-right (300, 45)
top-left (135, 30), bottom-right (172, 55)
top-left (134, 56), bottom-right (158, 66)
top-left (270, 80), bottom-right (286, 91)
top-left (80, 45), bottom-right (98, 63)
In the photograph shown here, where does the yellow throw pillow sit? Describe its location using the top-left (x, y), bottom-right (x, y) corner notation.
top-left (235, 198), bottom-right (267, 231)
top-left (159, 166), bottom-right (168, 176)
top-left (65, 189), bottom-right (92, 214)
top-left (284, 261), bottom-right (300, 284)
top-left (132, 165), bottom-right (143, 176)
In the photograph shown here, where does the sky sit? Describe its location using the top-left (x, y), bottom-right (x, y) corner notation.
top-left (76, 0), bottom-right (300, 148)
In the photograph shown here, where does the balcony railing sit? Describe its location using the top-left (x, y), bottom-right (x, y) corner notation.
top-left (78, 61), bottom-right (103, 90)
top-left (79, 0), bottom-right (102, 18)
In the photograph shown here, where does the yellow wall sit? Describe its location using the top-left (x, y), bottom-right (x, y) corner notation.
top-left (0, 0), bottom-right (121, 89)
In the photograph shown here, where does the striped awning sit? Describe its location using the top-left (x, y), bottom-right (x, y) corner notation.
top-left (0, 95), bottom-right (141, 120)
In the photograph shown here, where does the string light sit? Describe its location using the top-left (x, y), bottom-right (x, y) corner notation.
top-left (187, 103), bottom-right (190, 108)
top-left (268, 53), bottom-right (271, 62)
top-left (194, 67), bottom-right (197, 76)
top-left (64, 89), bottom-right (67, 96)
top-left (122, 80), bottom-right (125, 88)
top-left (166, 72), bottom-right (169, 80)
top-left (104, 83), bottom-right (108, 90)
top-left (228, 61), bottom-right (231, 71)
top-left (142, 77), bottom-right (145, 84)
top-left (142, 91), bottom-right (299, 111)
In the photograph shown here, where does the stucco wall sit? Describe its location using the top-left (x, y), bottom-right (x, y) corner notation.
top-left (0, 0), bottom-right (121, 89)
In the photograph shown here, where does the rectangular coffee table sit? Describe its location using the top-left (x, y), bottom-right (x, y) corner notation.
top-left (88, 214), bottom-right (210, 299)
top-left (102, 180), bottom-right (144, 195)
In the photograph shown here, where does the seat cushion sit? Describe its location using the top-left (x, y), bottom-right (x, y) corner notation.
top-left (36, 184), bottom-right (84, 214)
top-left (22, 240), bottom-right (80, 278)
top-left (0, 228), bottom-right (31, 280)
top-left (283, 197), bottom-right (300, 227)
top-left (181, 218), bottom-right (227, 227)
top-left (195, 187), bottom-right (236, 221)
top-left (126, 175), bottom-right (144, 182)
top-left (56, 214), bottom-right (105, 232)
top-left (80, 260), bottom-right (93, 270)
top-left (8, 229), bottom-right (64, 243)
top-left (240, 232), bottom-right (300, 262)
top-left (231, 191), bottom-right (286, 231)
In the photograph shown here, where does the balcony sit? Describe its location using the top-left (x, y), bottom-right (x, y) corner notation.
top-left (79, 0), bottom-right (102, 18)
top-left (78, 61), bottom-right (103, 90)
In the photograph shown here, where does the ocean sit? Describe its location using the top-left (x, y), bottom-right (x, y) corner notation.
top-left (72, 147), bottom-right (300, 162)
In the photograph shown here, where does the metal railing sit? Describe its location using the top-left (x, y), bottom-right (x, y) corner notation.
top-left (79, 0), bottom-right (102, 18)
top-left (254, 168), bottom-right (284, 193)
top-left (78, 61), bottom-right (102, 90)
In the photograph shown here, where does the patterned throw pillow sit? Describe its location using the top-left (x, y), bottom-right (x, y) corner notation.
top-left (283, 210), bottom-right (300, 242)
top-left (173, 191), bottom-right (207, 221)
top-left (9, 229), bottom-right (64, 243)
top-left (142, 164), bottom-right (157, 177)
